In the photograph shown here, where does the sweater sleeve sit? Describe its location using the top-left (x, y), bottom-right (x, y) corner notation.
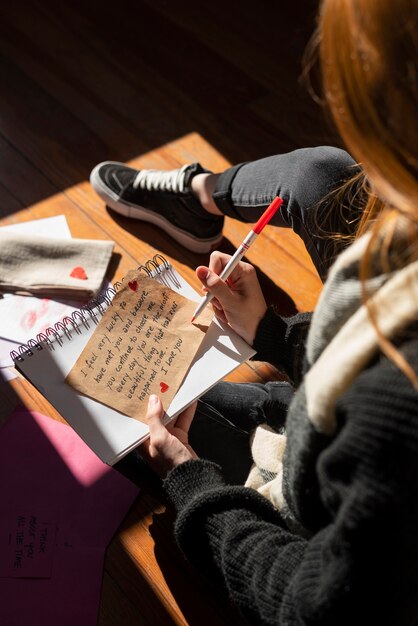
top-left (164, 346), bottom-right (418, 625)
top-left (252, 306), bottom-right (312, 386)
top-left (164, 460), bottom-right (308, 624)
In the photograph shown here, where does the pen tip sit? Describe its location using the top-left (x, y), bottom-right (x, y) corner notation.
top-left (191, 316), bottom-right (195, 323)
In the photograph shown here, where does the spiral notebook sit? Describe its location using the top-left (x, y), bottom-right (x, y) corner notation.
top-left (11, 255), bottom-right (255, 465)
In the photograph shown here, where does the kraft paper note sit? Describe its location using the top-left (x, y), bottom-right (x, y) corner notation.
top-left (66, 271), bottom-right (212, 422)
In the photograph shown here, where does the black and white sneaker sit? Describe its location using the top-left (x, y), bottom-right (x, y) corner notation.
top-left (90, 161), bottom-right (224, 254)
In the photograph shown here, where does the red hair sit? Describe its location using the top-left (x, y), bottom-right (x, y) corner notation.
top-left (318, 0), bottom-right (418, 386)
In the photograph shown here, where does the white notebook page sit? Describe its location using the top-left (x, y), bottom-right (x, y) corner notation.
top-left (15, 265), bottom-right (255, 465)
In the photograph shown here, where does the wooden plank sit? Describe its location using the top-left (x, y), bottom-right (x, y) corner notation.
top-left (0, 0), bottom-right (297, 160)
top-left (106, 496), bottom-right (247, 626)
top-left (141, 0), bottom-right (316, 89)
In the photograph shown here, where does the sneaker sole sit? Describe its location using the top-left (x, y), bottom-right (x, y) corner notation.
top-left (90, 162), bottom-right (223, 255)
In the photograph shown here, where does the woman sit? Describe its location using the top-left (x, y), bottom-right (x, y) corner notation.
top-left (110, 0), bottom-right (418, 623)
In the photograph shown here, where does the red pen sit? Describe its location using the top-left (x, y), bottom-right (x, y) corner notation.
top-left (191, 196), bottom-right (283, 322)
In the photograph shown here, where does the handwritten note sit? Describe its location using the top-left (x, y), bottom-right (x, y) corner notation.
top-left (66, 271), bottom-right (212, 422)
top-left (0, 510), bottom-right (57, 578)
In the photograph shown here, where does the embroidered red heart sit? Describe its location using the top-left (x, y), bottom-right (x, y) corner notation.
top-left (128, 280), bottom-right (138, 292)
top-left (70, 266), bottom-right (88, 280)
top-left (159, 382), bottom-right (169, 393)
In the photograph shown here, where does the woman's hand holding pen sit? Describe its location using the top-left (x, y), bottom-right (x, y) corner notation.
top-left (196, 251), bottom-right (267, 345)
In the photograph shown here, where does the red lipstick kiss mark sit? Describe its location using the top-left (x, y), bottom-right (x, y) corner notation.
top-left (21, 310), bottom-right (37, 331)
top-left (128, 280), bottom-right (138, 292)
top-left (159, 382), bottom-right (169, 393)
top-left (70, 266), bottom-right (88, 280)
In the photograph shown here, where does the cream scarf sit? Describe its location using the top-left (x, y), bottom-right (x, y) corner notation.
top-left (246, 233), bottom-right (418, 511)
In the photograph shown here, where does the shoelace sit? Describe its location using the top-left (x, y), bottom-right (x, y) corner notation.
top-left (132, 164), bottom-right (190, 193)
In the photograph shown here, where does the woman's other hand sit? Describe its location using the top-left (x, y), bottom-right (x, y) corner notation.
top-left (140, 395), bottom-right (198, 478)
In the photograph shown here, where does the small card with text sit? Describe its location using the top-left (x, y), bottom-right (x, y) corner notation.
top-left (0, 510), bottom-right (57, 578)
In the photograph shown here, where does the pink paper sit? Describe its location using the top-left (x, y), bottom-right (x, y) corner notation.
top-left (0, 408), bottom-right (139, 626)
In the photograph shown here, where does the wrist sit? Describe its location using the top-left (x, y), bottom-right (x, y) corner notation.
top-left (241, 305), bottom-right (268, 345)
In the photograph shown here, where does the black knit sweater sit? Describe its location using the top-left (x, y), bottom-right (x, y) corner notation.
top-left (164, 304), bottom-right (418, 624)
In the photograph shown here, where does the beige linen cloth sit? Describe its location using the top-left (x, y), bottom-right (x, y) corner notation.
top-left (0, 231), bottom-right (114, 299)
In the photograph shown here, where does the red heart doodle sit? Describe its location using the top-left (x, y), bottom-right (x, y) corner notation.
top-left (159, 382), bottom-right (169, 393)
top-left (128, 280), bottom-right (138, 292)
top-left (70, 266), bottom-right (88, 280)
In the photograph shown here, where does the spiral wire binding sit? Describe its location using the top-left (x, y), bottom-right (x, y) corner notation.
top-left (10, 254), bottom-right (173, 363)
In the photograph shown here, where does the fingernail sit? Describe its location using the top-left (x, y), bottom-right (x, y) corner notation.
top-left (198, 267), bottom-right (209, 280)
top-left (149, 394), bottom-right (158, 405)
